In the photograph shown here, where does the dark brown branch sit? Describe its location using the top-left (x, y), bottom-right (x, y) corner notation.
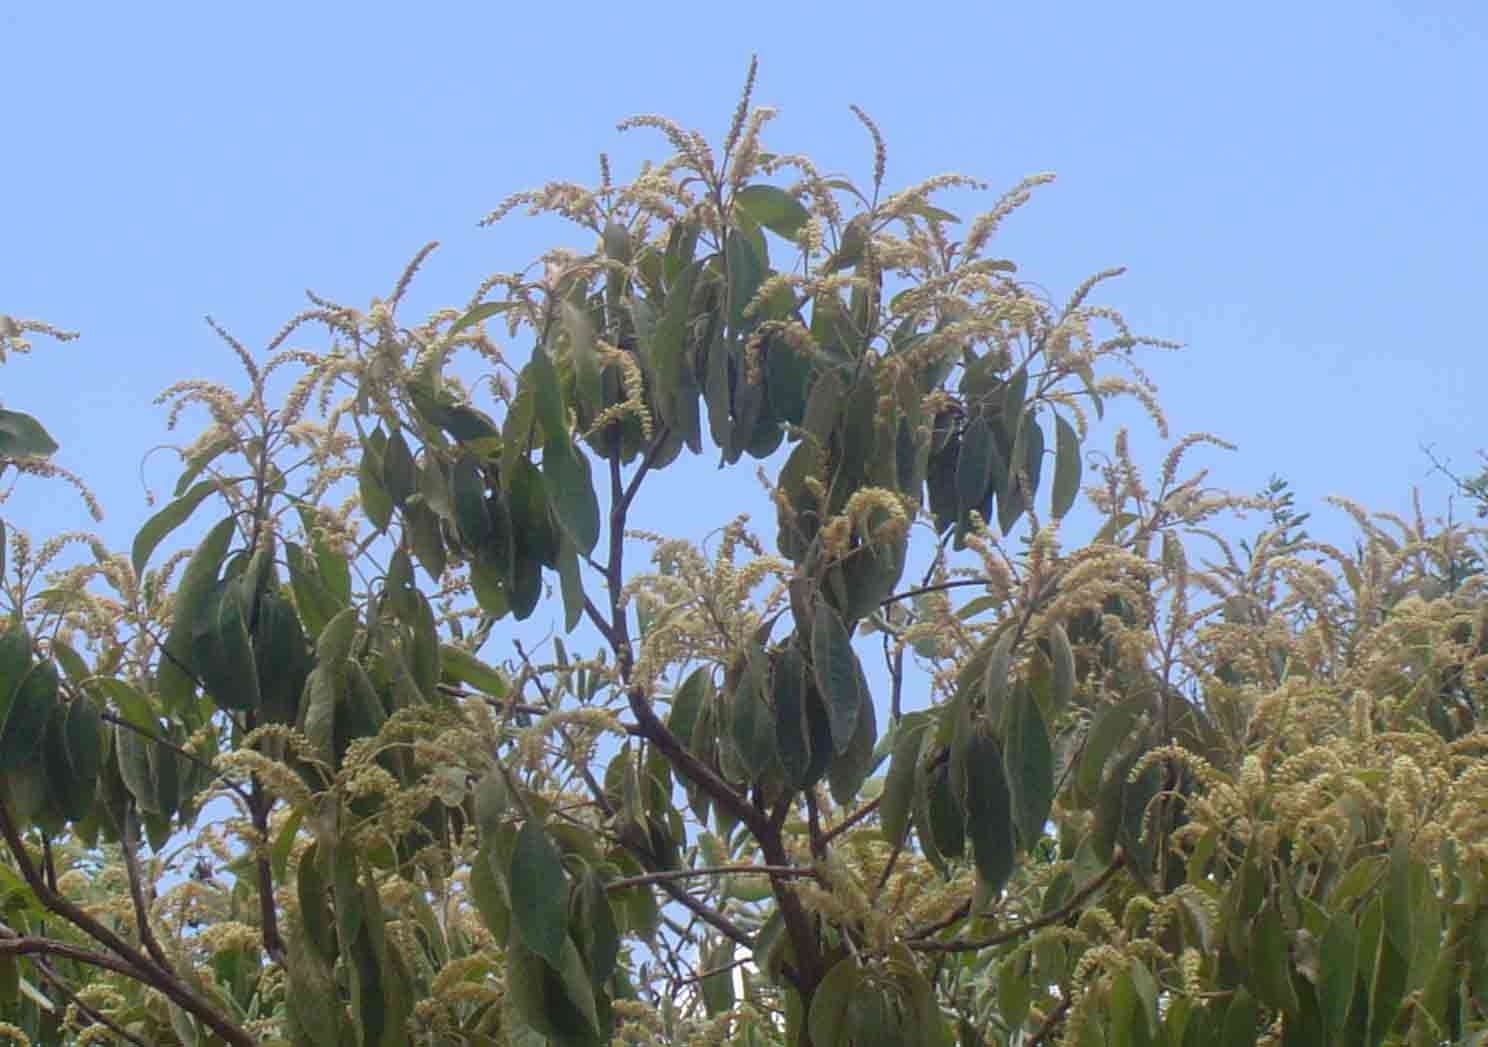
top-left (820, 795), bottom-right (881, 846)
top-left (115, 809), bottom-right (172, 971)
top-left (31, 954), bottom-right (150, 1047)
top-left (0, 788), bottom-right (253, 1047)
top-left (0, 934), bottom-right (143, 980)
top-left (879, 577), bottom-right (997, 607)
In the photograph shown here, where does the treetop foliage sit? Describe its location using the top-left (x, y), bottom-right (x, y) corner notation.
top-left (1, 63), bottom-right (1487, 1047)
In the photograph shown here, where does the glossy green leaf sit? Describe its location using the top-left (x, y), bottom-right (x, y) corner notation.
top-left (528, 345), bottom-right (567, 444)
top-left (809, 956), bottom-right (863, 1047)
top-left (0, 409), bottom-right (58, 459)
top-left (543, 438), bottom-right (600, 556)
top-left (956, 415), bottom-right (994, 523)
top-left (191, 580), bottom-right (261, 712)
top-left (1051, 412), bottom-right (1082, 518)
top-left (509, 820), bottom-right (570, 968)
top-left (1075, 696), bottom-right (1147, 806)
top-left (562, 301), bottom-right (603, 416)
top-left (812, 602), bottom-right (862, 754)
top-left (381, 428), bottom-right (417, 508)
top-left (359, 430), bottom-right (394, 532)
top-left (735, 184), bottom-right (811, 240)
top-left (448, 300), bottom-right (512, 337)
top-left (0, 659), bottom-right (58, 767)
top-left (773, 644), bottom-right (812, 788)
top-left (131, 480), bottom-right (216, 579)
top-left (1003, 686), bottom-right (1054, 851)
top-left (881, 712), bottom-right (930, 847)
top-left (964, 727), bottom-right (1016, 895)
top-left (440, 644), bottom-right (506, 697)
top-left (1049, 623), bottom-right (1076, 713)
top-left (827, 668), bottom-right (877, 806)
top-left (1220, 986), bottom-right (1259, 1047)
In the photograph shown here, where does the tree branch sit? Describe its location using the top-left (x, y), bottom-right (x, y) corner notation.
top-left (0, 788), bottom-right (253, 1047)
top-left (606, 864), bottom-right (818, 892)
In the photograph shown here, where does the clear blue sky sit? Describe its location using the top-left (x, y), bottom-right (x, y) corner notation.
top-left (6, 1), bottom-right (1487, 561)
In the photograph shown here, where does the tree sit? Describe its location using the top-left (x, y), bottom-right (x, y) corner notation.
top-left (2, 66), bottom-right (1488, 1046)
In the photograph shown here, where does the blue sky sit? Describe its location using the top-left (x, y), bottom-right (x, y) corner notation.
top-left (6, 1), bottom-right (1487, 569)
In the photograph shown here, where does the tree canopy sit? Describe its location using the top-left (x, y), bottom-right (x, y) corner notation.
top-left (2, 68), bottom-right (1487, 1047)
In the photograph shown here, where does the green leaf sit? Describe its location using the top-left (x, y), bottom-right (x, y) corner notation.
top-left (881, 712), bottom-right (930, 847)
top-left (1049, 623), bottom-right (1076, 714)
top-left (528, 345), bottom-right (567, 444)
top-left (191, 580), bottom-right (261, 712)
top-left (381, 428), bottom-right (417, 508)
top-left (1004, 686), bottom-right (1054, 851)
top-left (0, 659), bottom-right (58, 767)
top-left (1075, 697), bottom-right (1147, 807)
top-left (730, 650), bottom-right (777, 780)
top-left (650, 259), bottom-right (701, 436)
top-left (735, 185), bottom-right (811, 240)
top-left (563, 301), bottom-right (603, 415)
top-left (956, 415), bottom-right (994, 523)
top-left (543, 438), bottom-right (600, 556)
top-left (509, 820), bottom-right (570, 969)
top-left (1052, 412), bottom-right (1082, 518)
top-left (162, 515), bottom-right (236, 700)
top-left (358, 430), bottom-right (394, 532)
top-left (301, 666), bottom-right (339, 764)
top-left (964, 727), bottom-right (1016, 895)
top-left (448, 300), bottom-right (512, 337)
top-left (0, 409), bottom-right (58, 459)
top-left (439, 644), bottom-right (506, 698)
top-left (131, 481), bottom-right (217, 579)
top-left (773, 645), bottom-right (812, 789)
top-left (809, 956), bottom-right (863, 1047)
top-left (1220, 986), bottom-right (1259, 1047)
top-left (812, 602), bottom-right (862, 755)
top-left (0, 623), bottom-right (33, 726)
top-left (827, 663), bottom-right (877, 806)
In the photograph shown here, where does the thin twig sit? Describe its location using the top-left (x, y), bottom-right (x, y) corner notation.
top-left (606, 864), bottom-right (817, 892)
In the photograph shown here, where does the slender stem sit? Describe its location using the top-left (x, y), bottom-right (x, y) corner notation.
top-left (115, 809), bottom-right (172, 971)
top-left (30, 954), bottom-right (150, 1047)
top-left (249, 778), bottom-right (286, 966)
top-left (0, 790), bottom-right (253, 1047)
top-left (820, 795), bottom-right (881, 847)
top-left (879, 577), bottom-right (999, 607)
top-left (606, 864), bottom-right (817, 892)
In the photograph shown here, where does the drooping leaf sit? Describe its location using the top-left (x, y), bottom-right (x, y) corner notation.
top-left (358, 429), bottom-right (394, 532)
top-left (381, 428), bottom-right (418, 508)
top-left (773, 644), bottom-right (812, 788)
top-left (809, 956), bottom-right (863, 1047)
top-left (131, 481), bottom-right (217, 579)
top-left (1003, 686), bottom-right (1054, 851)
top-left (543, 438), bottom-right (601, 556)
top-left (964, 727), bottom-right (1016, 895)
top-left (881, 712), bottom-right (931, 847)
top-left (509, 820), bottom-right (570, 969)
top-left (0, 659), bottom-right (58, 767)
top-left (1074, 696), bottom-right (1147, 807)
top-left (811, 603), bottom-right (862, 755)
top-left (528, 345), bottom-right (567, 444)
top-left (1052, 412), bottom-right (1082, 518)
